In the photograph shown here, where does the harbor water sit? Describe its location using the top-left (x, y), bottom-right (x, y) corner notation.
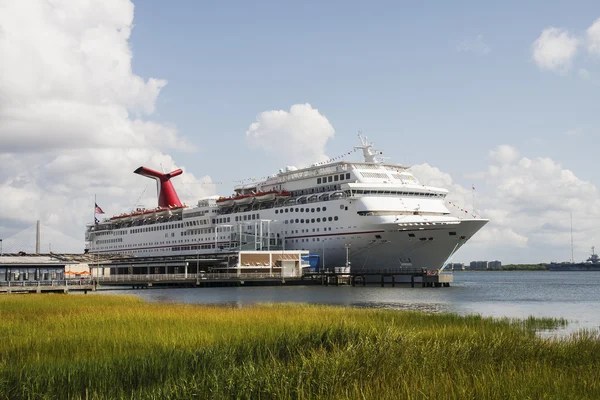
top-left (105, 271), bottom-right (600, 336)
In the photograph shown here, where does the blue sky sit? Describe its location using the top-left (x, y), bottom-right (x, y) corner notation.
top-left (130, 0), bottom-right (599, 186)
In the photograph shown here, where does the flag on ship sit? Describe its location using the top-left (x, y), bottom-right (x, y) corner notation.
top-left (95, 203), bottom-right (105, 214)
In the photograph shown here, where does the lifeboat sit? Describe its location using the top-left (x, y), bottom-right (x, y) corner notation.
top-left (276, 190), bottom-right (291, 200)
top-left (233, 194), bottom-right (255, 205)
top-left (216, 197), bottom-right (235, 207)
top-left (254, 190), bottom-right (278, 202)
top-left (156, 208), bottom-right (172, 218)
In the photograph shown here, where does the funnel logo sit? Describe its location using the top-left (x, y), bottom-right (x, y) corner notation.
top-left (134, 166), bottom-right (184, 208)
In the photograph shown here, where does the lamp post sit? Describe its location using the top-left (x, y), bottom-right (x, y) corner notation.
top-left (344, 243), bottom-right (351, 272)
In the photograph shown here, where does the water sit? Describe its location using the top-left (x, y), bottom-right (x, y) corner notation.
top-left (103, 271), bottom-right (600, 336)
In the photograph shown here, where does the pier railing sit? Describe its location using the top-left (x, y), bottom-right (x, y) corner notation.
top-left (94, 272), bottom-right (287, 282)
top-left (94, 268), bottom-right (444, 283)
top-left (0, 279), bottom-right (93, 287)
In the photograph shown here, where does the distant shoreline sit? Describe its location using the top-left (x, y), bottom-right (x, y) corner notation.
top-left (455, 264), bottom-right (548, 271)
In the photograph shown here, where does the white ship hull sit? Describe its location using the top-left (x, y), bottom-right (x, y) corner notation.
top-left (88, 197), bottom-right (487, 271)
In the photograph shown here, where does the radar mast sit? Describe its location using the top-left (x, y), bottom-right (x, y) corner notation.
top-left (354, 131), bottom-right (383, 163)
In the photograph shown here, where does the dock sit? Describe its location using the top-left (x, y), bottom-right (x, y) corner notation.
top-left (92, 269), bottom-right (452, 289)
top-left (304, 269), bottom-right (452, 287)
top-left (0, 280), bottom-right (95, 294)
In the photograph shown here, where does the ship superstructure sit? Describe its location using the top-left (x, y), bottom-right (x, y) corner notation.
top-left (86, 134), bottom-right (488, 271)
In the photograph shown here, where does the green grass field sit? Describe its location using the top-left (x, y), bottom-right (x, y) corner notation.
top-left (0, 295), bottom-right (598, 399)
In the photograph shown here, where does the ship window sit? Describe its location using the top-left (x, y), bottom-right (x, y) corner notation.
top-left (317, 207), bottom-right (321, 212)
top-left (339, 174), bottom-right (344, 180)
top-left (323, 207), bottom-right (327, 211)
top-left (296, 219), bottom-right (299, 223)
top-left (317, 178), bottom-right (322, 184)
top-left (301, 219), bottom-right (304, 223)
top-left (306, 209), bottom-right (310, 213)
top-left (317, 218), bottom-right (321, 222)
top-left (285, 209), bottom-right (288, 213)
top-left (295, 208), bottom-right (299, 212)
top-left (305, 220), bottom-right (309, 224)
top-left (311, 218), bottom-right (315, 223)
top-left (311, 208), bottom-right (315, 212)
top-left (346, 173), bottom-right (350, 179)
top-left (334, 175), bottom-right (339, 182)
top-left (334, 216), bottom-right (338, 221)
top-left (328, 217), bottom-right (332, 221)
top-left (328, 176), bottom-right (332, 182)
top-left (275, 210), bottom-right (278, 214)
top-left (449, 232), bottom-right (457, 236)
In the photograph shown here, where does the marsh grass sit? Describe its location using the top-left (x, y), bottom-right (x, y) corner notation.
top-left (0, 295), bottom-right (598, 399)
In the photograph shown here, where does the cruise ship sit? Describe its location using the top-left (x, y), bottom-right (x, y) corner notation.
top-left (86, 135), bottom-right (488, 271)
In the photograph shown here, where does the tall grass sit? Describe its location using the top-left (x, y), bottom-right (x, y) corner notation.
top-left (0, 295), bottom-right (598, 399)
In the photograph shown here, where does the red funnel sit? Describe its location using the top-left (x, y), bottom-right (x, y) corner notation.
top-left (134, 166), bottom-right (183, 208)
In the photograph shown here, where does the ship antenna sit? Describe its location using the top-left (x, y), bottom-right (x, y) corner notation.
top-left (570, 212), bottom-right (574, 263)
top-left (132, 185), bottom-right (147, 210)
top-left (354, 131), bottom-right (381, 163)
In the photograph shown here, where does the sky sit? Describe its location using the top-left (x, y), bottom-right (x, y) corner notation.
top-left (0, 0), bottom-right (599, 264)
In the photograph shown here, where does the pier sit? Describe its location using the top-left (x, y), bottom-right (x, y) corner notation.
top-left (304, 269), bottom-right (452, 287)
top-left (0, 280), bottom-right (95, 294)
top-left (92, 269), bottom-right (452, 289)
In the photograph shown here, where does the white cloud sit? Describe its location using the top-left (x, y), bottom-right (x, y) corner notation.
top-left (0, 0), bottom-right (211, 252)
top-left (532, 27), bottom-right (579, 73)
top-left (411, 149), bottom-right (600, 263)
top-left (489, 145), bottom-right (520, 165)
top-left (456, 35), bottom-right (491, 55)
top-left (587, 18), bottom-right (600, 55)
top-left (246, 103), bottom-right (335, 167)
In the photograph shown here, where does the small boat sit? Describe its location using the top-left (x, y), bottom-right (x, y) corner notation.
top-left (255, 191), bottom-right (278, 202)
top-left (216, 197), bottom-right (234, 207)
top-left (233, 195), bottom-right (254, 205)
